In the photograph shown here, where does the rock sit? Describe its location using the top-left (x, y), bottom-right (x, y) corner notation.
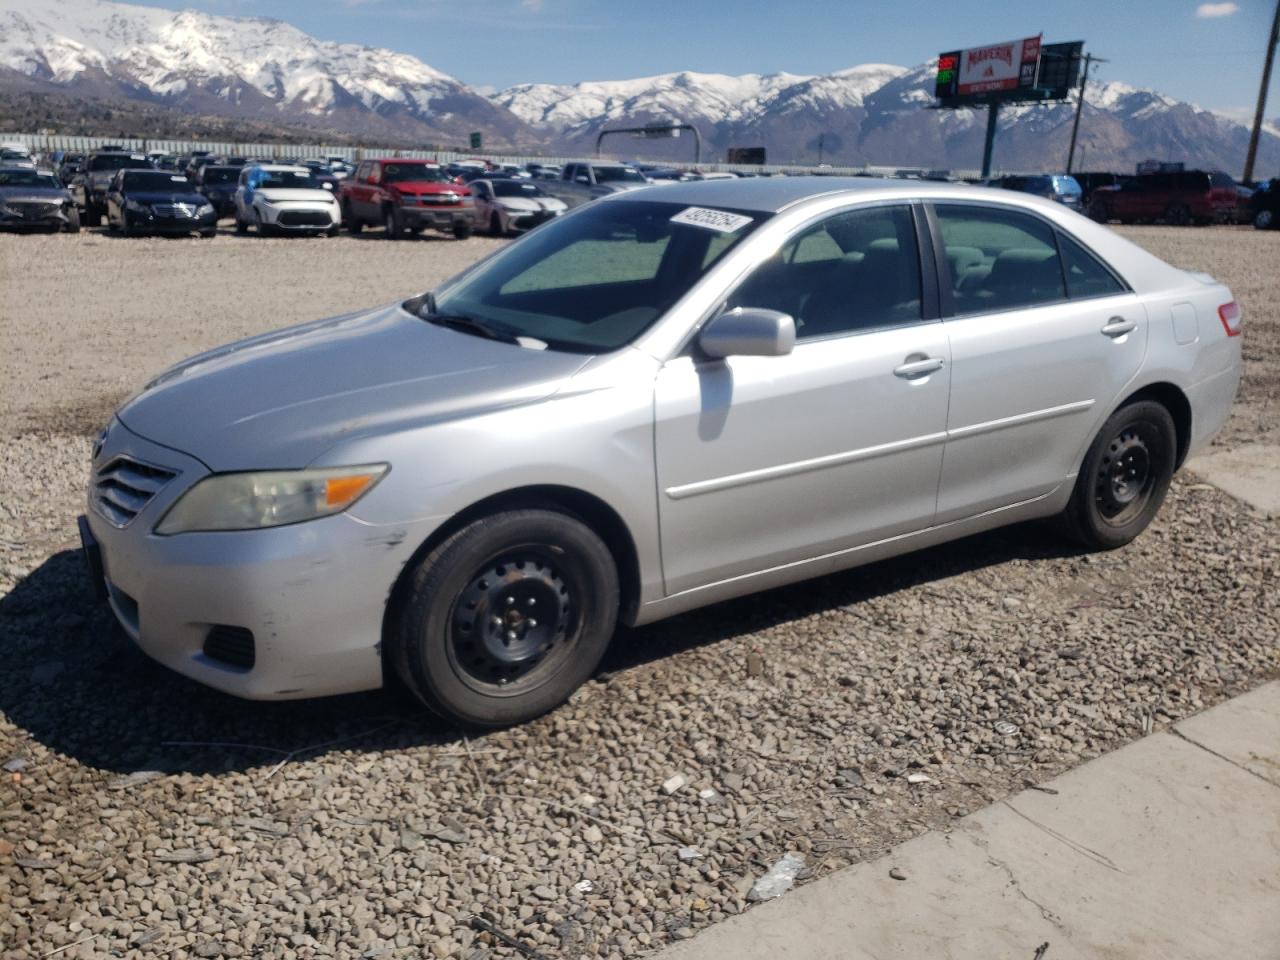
top-left (108, 770), bottom-right (164, 790)
top-left (746, 652), bottom-right (765, 677)
top-left (3, 757), bottom-right (28, 773)
top-left (747, 853), bottom-right (805, 902)
top-left (722, 772), bottom-right (745, 793)
top-left (153, 849), bottom-right (216, 864)
top-left (889, 867), bottom-right (908, 881)
top-left (431, 824), bottom-right (468, 845)
top-left (836, 767), bottom-right (864, 787)
top-left (905, 773), bottom-right (932, 785)
top-left (677, 846), bottom-right (703, 862)
top-left (662, 774), bottom-right (687, 795)
top-left (193, 942), bottom-right (224, 958)
top-left (532, 885), bottom-right (557, 901)
top-left (582, 825), bottom-right (604, 844)
top-left (399, 825), bottom-right (424, 851)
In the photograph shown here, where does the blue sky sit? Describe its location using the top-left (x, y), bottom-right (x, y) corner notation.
top-left (128, 0), bottom-right (1278, 116)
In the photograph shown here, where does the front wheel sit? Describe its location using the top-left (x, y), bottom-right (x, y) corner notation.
top-left (1086, 199), bottom-right (1109, 223)
top-left (489, 212), bottom-right (504, 237)
top-left (453, 219), bottom-right (474, 240)
top-left (1255, 209), bottom-right (1275, 231)
top-left (1163, 203), bottom-right (1191, 226)
top-left (1058, 400), bottom-right (1177, 550)
top-left (199, 227), bottom-right (216, 238)
top-left (63, 208), bottom-right (81, 234)
top-left (84, 206), bottom-right (101, 227)
top-left (391, 509), bottom-right (619, 728)
top-left (384, 207), bottom-right (401, 239)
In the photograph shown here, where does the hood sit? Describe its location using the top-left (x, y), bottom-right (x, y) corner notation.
top-left (389, 181), bottom-right (469, 198)
top-left (126, 190), bottom-right (206, 205)
top-left (117, 303), bottom-right (592, 472)
top-left (256, 187), bottom-right (336, 203)
top-left (0, 186), bottom-right (69, 201)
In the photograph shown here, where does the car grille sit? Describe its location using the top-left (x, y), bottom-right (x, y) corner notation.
top-left (91, 456), bottom-right (178, 528)
top-left (203, 626), bottom-right (256, 669)
top-left (419, 195), bottom-right (460, 205)
top-left (278, 210), bottom-right (332, 226)
top-left (7, 200), bottom-right (60, 220)
top-left (153, 203), bottom-right (196, 219)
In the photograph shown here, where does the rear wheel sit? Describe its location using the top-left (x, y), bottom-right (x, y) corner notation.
top-left (453, 219), bottom-right (474, 240)
top-left (391, 509), bottom-right (619, 728)
top-left (345, 205), bottom-right (363, 233)
top-left (1086, 198), bottom-right (1109, 222)
top-left (1163, 203), bottom-right (1191, 226)
top-left (63, 208), bottom-right (80, 234)
top-left (234, 216), bottom-right (248, 234)
top-left (490, 212), bottom-right (504, 237)
top-left (199, 226), bottom-right (216, 238)
top-left (384, 206), bottom-right (401, 239)
top-left (1255, 209), bottom-right (1275, 231)
top-left (1058, 400), bottom-right (1176, 550)
top-left (84, 206), bottom-right (101, 227)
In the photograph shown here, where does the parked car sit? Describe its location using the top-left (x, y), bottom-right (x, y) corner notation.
top-left (539, 161), bottom-right (649, 208)
top-left (0, 144), bottom-right (35, 168)
top-left (192, 165), bottom-right (242, 218)
top-left (1250, 177), bottom-right (1279, 230)
top-left (0, 166), bottom-right (80, 232)
top-left (1072, 171), bottom-right (1131, 205)
top-left (992, 174), bottom-right (1083, 211)
top-left (184, 154), bottom-right (217, 181)
top-left (233, 164), bottom-right (341, 236)
top-left (469, 177), bottom-right (567, 235)
top-left (1087, 169), bottom-right (1239, 225)
top-left (56, 152), bottom-right (85, 185)
top-left (105, 169), bottom-right (217, 237)
top-left (79, 178), bottom-right (1241, 727)
top-left (70, 151), bottom-right (154, 226)
top-left (339, 158), bottom-right (475, 240)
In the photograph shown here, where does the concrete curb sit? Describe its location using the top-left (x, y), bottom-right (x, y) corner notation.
top-left (657, 681), bottom-right (1280, 960)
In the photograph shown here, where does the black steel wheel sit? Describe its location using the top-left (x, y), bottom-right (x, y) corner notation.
top-left (1164, 203), bottom-right (1191, 226)
top-left (1059, 400), bottom-right (1176, 550)
top-left (392, 508), bottom-right (619, 728)
top-left (384, 206), bottom-right (401, 239)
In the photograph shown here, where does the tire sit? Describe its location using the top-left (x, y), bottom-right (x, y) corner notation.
top-left (84, 206), bottom-right (101, 227)
top-left (391, 508), bottom-right (619, 728)
top-left (234, 217), bottom-right (248, 234)
top-left (63, 208), bottom-right (81, 234)
top-left (489, 212), bottom-right (504, 237)
top-left (384, 206), bottom-right (401, 239)
top-left (199, 227), bottom-right (216, 239)
top-left (326, 223), bottom-right (340, 238)
top-left (345, 206), bottom-right (363, 234)
top-left (253, 209), bottom-right (271, 237)
top-left (1058, 400), bottom-right (1177, 551)
top-left (453, 219), bottom-right (474, 240)
top-left (1256, 209), bottom-right (1275, 231)
top-left (1086, 199), bottom-right (1109, 223)
top-left (1164, 203), bottom-right (1191, 226)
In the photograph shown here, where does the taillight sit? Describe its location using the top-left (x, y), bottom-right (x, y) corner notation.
top-left (1218, 301), bottom-right (1242, 337)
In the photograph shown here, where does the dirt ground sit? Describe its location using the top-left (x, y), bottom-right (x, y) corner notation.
top-left (0, 222), bottom-right (1277, 960)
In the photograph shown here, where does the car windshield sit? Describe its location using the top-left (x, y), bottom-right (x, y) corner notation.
top-left (259, 170), bottom-right (322, 189)
top-left (91, 154), bottom-right (150, 172)
top-left (123, 171), bottom-right (191, 192)
top-left (594, 166), bottom-right (646, 183)
top-left (0, 170), bottom-right (60, 188)
top-left (382, 163), bottom-right (449, 183)
top-left (202, 167), bottom-right (239, 185)
top-left (430, 199), bottom-right (767, 353)
top-left (491, 180), bottom-right (546, 198)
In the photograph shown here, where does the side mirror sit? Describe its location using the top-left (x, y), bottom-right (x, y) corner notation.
top-left (698, 307), bottom-right (796, 359)
top-left (576, 175), bottom-right (590, 184)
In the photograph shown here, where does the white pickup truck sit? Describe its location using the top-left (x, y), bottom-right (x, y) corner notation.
top-left (537, 161), bottom-right (650, 209)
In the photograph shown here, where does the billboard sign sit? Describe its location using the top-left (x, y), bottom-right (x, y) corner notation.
top-left (936, 36), bottom-right (1043, 100)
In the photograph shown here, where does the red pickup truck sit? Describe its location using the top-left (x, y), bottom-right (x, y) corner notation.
top-left (339, 158), bottom-right (475, 239)
top-left (1087, 170), bottom-right (1239, 226)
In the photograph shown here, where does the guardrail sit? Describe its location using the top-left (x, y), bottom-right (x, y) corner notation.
top-left (1, 132), bottom-right (987, 180)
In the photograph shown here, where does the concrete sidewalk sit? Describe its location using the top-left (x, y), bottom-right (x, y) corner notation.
top-left (658, 682), bottom-right (1280, 960)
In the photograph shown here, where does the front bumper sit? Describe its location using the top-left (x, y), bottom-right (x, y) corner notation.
top-left (398, 203), bottom-right (476, 229)
top-left (125, 208), bottom-right (217, 234)
top-left (0, 204), bottom-right (71, 229)
top-left (258, 202), bottom-right (340, 230)
top-left (505, 208), bottom-right (561, 231)
top-left (82, 421), bottom-right (438, 700)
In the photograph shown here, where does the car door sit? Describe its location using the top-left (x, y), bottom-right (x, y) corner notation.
top-left (105, 172), bottom-right (123, 226)
top-left (929, 202), bottom-right (1147, 523)
top-left (653, 202), bottom-right (950, 595)
top-left (470, 180), bottom-right (493, 223)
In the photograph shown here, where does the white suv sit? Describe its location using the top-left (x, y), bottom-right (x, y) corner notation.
top-left (234, 164), bottom-right (341, 236)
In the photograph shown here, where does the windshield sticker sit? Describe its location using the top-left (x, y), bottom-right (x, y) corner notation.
top-left (670, 207), bottom-right (754, 234)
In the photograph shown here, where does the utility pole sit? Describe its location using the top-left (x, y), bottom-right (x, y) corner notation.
top-left (981, 102), bottom-right (1000, 179)
top-left (817, 133), bottom-right (825, 165)
top-left (1067, 52), bottom-right (1107, 175)
top-left (1243, 0), bottom-right (1280, 184)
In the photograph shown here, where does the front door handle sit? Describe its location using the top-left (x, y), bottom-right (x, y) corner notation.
top-left (893, 357), bottom-right (945, 379)
top-left (1101, 316), bottom-right (1137, 338)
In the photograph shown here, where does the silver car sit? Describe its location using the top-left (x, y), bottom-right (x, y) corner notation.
top-left (81, 179), bottom-right (1242, 727)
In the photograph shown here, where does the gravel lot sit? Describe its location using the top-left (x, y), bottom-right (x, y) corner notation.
top-left (1, 224), bottom-right (1278, 959)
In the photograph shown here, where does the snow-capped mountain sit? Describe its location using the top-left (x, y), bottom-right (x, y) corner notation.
top-left (0, 0), bottom-right (536, 145)
top-left (499, 61), bottom-right (1280, 172)
top-left (0, 0), bottom-right (1276, 174)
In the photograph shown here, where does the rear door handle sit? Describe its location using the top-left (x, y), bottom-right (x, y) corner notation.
top-left (1101, 317), bottom-right (1137, 338)
top-left (893, 357), bottom-right (945, 379)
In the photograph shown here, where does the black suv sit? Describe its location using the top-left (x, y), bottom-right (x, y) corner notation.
top-left (70, 152), bottom-right (153, 226)
top-left (193, 164), bottom-right (241, 218)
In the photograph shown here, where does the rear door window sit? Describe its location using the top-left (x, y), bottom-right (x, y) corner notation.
top-left (934, 205), bottom-right (1066, 314)
top-left (1057, 232), bottom-right (1126, 300)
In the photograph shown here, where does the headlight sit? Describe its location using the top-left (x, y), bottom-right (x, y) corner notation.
top-left (155, 464), bottom-right (389, 535)
top-left (196, 202), bottom-right (214, 215)
top-left (125, 198), bottom-right (150, 212)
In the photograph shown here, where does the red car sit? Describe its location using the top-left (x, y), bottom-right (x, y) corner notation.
top-left (1087, 170), bottom-right (1239, 226)
top-left (339, 158), bottom-right (475, 239)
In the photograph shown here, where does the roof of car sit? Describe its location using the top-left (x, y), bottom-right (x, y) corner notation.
top-left (615, 176), bottom-right (1024, 214)
top-left (369, 157), bottom-right (439, 164)
top-left (251, 164), bottom-right (312, 172)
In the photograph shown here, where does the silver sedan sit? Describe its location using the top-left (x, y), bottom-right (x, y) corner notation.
top-left (82, 179), bottom-right (1242, 727)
